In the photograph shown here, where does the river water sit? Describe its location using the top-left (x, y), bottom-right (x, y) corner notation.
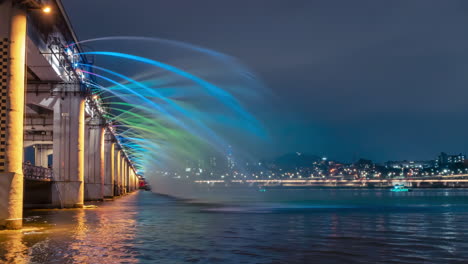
top-left (1, 188), bottom-right (468, 263)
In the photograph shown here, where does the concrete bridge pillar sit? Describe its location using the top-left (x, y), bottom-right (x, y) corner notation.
top-left (114, 149), bottom-right (122, 196)
top-left (128, 164), bottom-right (132, 192)
top-left (84, 117), bottom-right (105, 201)
top-left (133, 171), bottom-right (137, 191)
top-left (135, 172), bottom-right (139, 190)
top-left (128, 169), bottom-right (133, 192)
top-left (103, 131), bottom-right (115, 198)
top-left (129, 165), bottom-right (132, 191)
top-left (130, 168), bottom-right (133, 191)
top-left (51, 89), bottom-right (86, 208)
top-left (120, 156), bottom-right (127, 194)
top-left (136, 173), bottom-right (139, 190)
top-left (122, 160), bottom-right (126, 193)
top-left (118, 151), bottom-right (123, 195)
top-left (125, 160), bottom-right (130, 193)
top-left (129, 168), bottom-right (135, 192)
top-left (133, 171), bottom-right (138, 191)
top-left (0, 1), bottom-right (26, 229)
top-left (131, 169), bottom-right (134, 191)
top-left (33, 144), bottom-right (52, 167)
top-left (121, 156), bottom-right (127, 195)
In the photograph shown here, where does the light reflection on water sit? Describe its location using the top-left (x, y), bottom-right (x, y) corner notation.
top-left (0, 193), bottom-right (139, 263)
top-left (1, 189), bottom-right (468, 263)
top-left (0, 229), bottom-right (29, 264)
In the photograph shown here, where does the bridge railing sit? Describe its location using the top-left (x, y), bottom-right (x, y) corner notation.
top-left (23, 163), bottom-right (53, 181)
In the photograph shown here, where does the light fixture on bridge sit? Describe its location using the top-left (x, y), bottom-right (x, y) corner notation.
top-left (42, 6), bottom-right (51, 13)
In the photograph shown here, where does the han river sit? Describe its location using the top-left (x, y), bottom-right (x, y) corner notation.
top-left (1, 188), bottom-right (468, 263)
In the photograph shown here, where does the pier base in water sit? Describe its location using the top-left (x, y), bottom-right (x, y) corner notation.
top-left (52, 181), bottom-right (84, 208)
top-left (0, 172), bottom-right (23, 229)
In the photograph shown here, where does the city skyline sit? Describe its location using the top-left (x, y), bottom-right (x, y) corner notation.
top-left (173, 150), bottom-right (467, 174)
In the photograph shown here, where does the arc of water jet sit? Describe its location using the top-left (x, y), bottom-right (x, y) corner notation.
top-left (79, 63), bottom-right (234, 139)
top-left (77, 52), bottom-right (256, 125)
top-left (69, 37), bottom-right (268, 99)
top-left (80, 64), bottom-right (233, 153)
top-left (67, 36), bottom-right (236, 63)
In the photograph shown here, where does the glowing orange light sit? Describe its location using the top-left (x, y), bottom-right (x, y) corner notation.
top-left (42, 6), bottom-right (51, 13)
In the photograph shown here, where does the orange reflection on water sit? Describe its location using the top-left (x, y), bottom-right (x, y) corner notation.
top-left (0, 192), bottom-right (140, 263)
top-left (69, 201), bottom-right (139, 263)
top-left (0, 229), bottom-right (29, 264)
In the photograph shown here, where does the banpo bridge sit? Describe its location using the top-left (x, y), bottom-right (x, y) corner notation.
top-left (0, 0), bottom-right (141, 229)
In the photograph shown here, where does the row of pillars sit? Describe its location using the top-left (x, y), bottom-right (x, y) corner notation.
top-left (0, 1), bottom-right (140, 229)
top-left (84, 118), bottom-right (139, 201)
top-left (51, 94), bottom-right (139, 208)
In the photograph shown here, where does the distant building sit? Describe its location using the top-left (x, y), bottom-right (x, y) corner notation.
top-left (226, 145), bottom-right (235, 170)
top-left (385, 160), bottom-right (433, 169)
top-left (436, 152), bottom-right (465, 167)
top-left (209, 156), bottom-right (217, 168)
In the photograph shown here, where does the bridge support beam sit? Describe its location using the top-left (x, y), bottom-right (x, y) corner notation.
top-left (124, 161), bottom-right (129, 193)
top-left (128, 169), bottom-right (132, 192)
top-left (131, 170), bottom-right (137, 191)
top-left (129, 169), bottom-right (134, 192)
top-left (132, 171), bottom-right (135, 191)
top-left (136, 173), bottom-right (139, 190)
top-left (130, 170), bottom-right (134, 191)
top-left (33, 144), bottom-right (52, 167)
top-left (135, 172), bottom-right (138, 191)
top-left (129, 165), bottom-right (132, 191)
top-left (121, 154), bottom-right (125, 194)
top-left (103, 131), bottom-right (115, 198)
top-left (122, 155), bottom-right (127, 195)
top-left (52, 90), bottom-right (85, 208)
top-left (84, 117), bottom-right (105, 201)
top-left (121, 155), bottom-right (126, 195)
top-left (0, 2), bottom-right (26, 229)
top-left (126, 162), bottom-right (130, 192)
top-left (114, 149), bottom-right (122, 196)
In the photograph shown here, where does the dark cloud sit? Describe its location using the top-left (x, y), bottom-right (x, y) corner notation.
top-left (63, 0), bottom-right (468, 162)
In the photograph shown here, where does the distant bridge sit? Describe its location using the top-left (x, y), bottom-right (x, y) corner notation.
top-left (195, 175), bottom-right (468, 188)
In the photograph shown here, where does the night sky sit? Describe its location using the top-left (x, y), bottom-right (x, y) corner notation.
top-left (63, 0), bottom-right (468, 162)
